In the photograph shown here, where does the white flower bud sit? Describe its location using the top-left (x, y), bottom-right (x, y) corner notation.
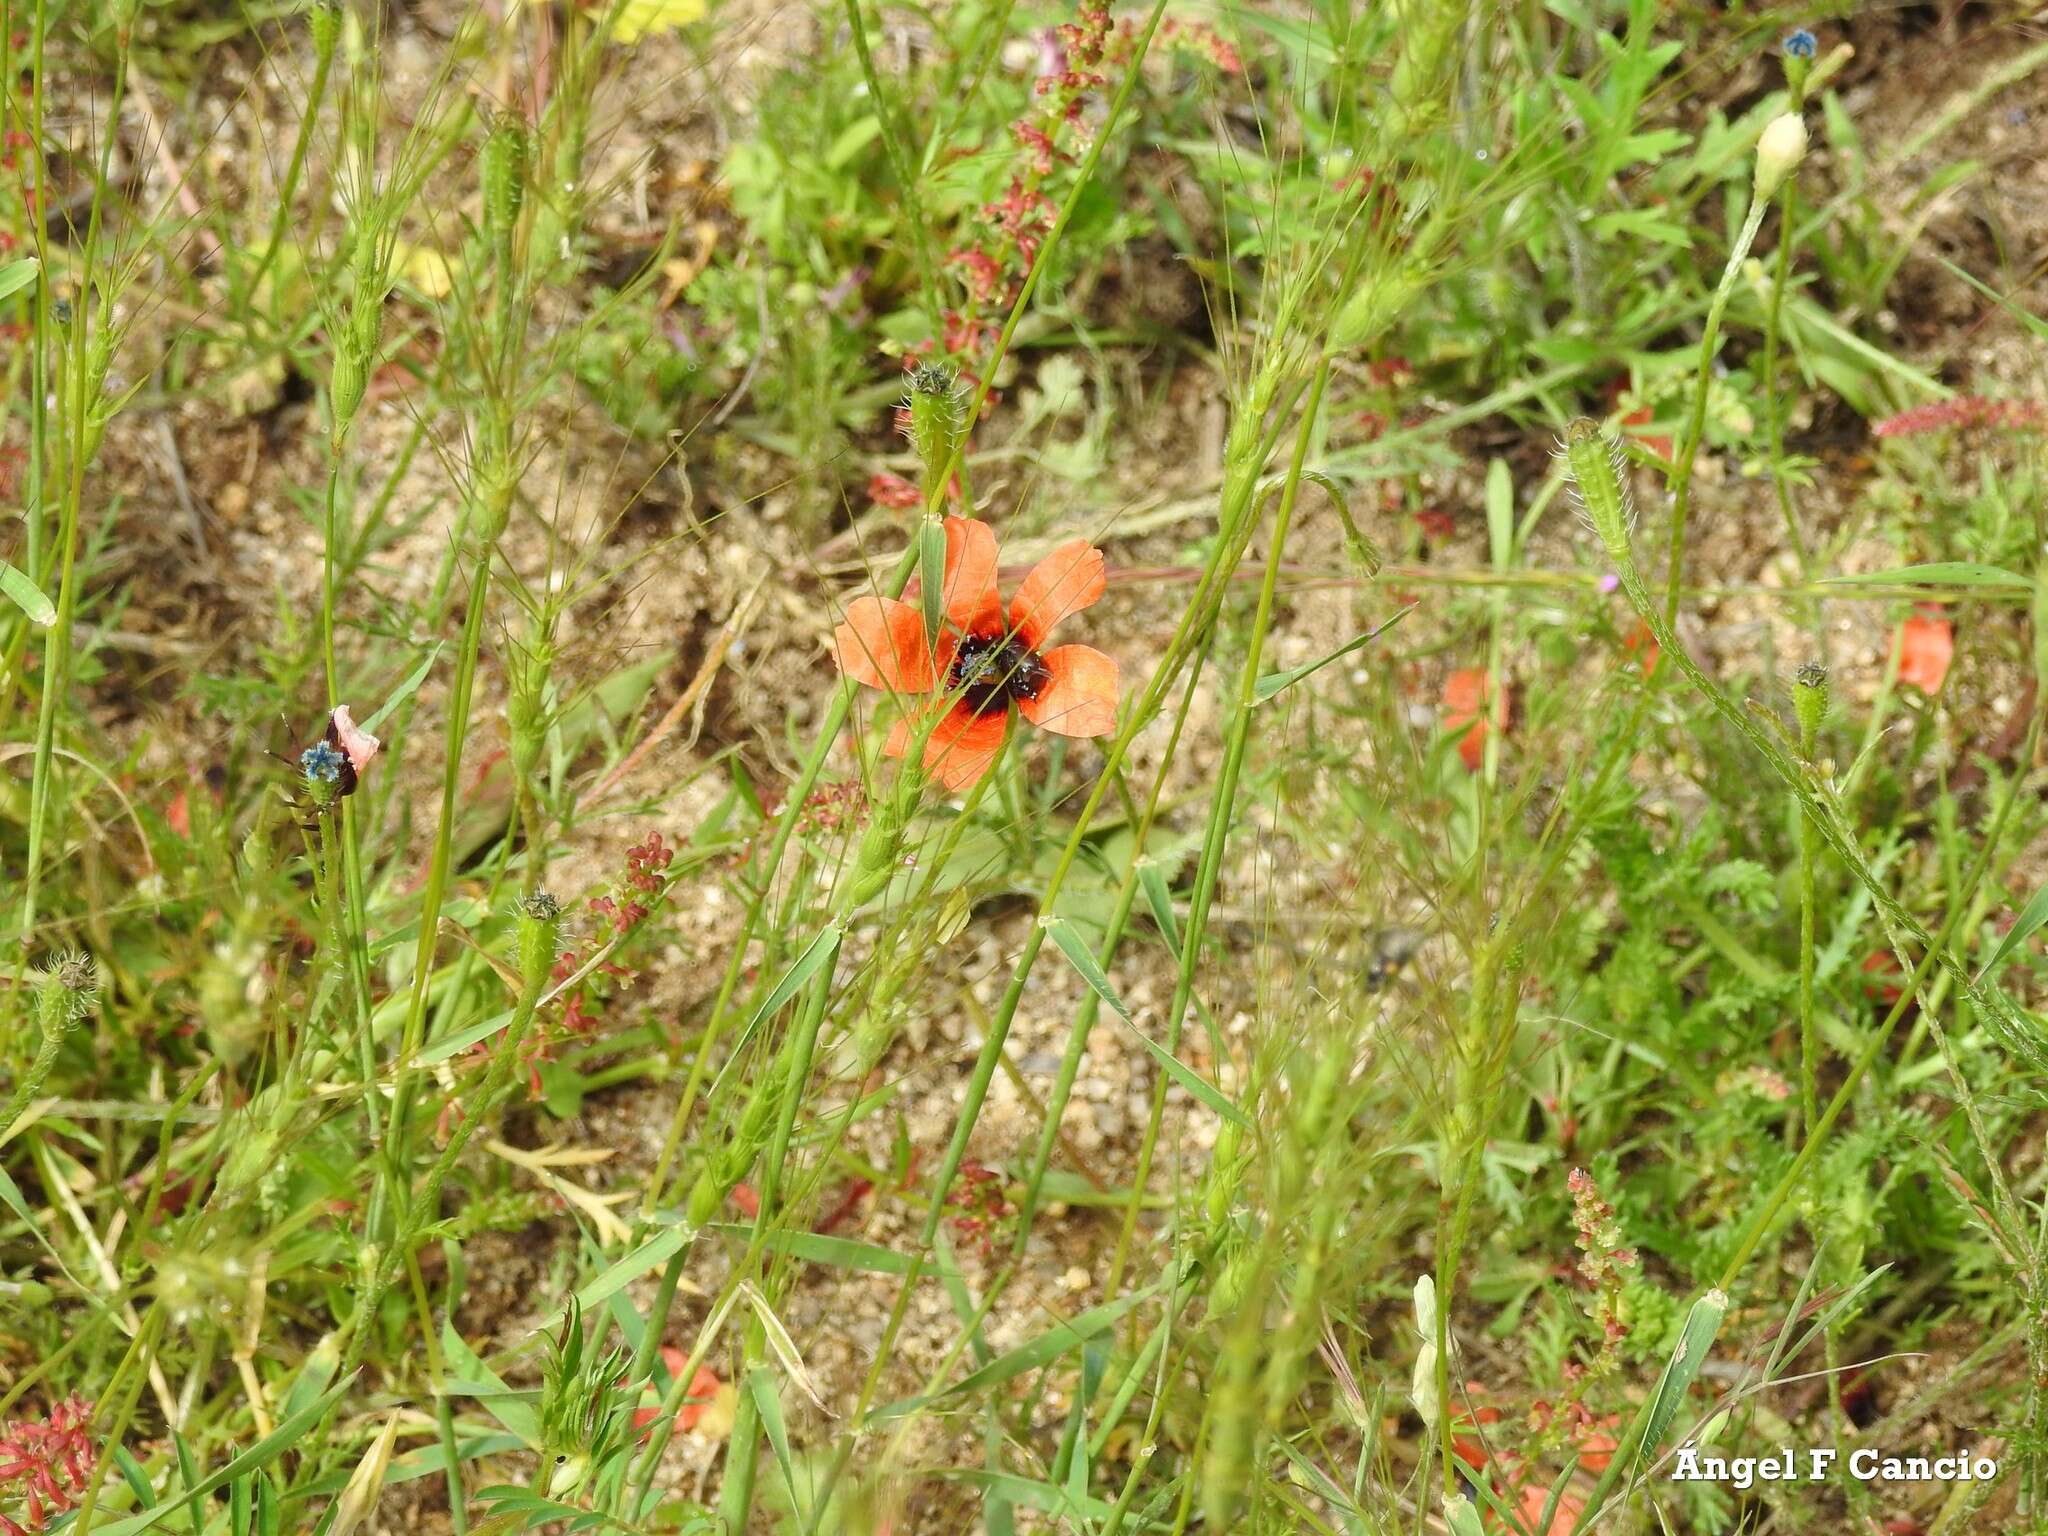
top-left (1754, 112), bottom-right (1808, 199)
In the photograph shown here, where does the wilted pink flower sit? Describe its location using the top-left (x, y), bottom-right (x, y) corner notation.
top-left (327, 706), bottom-right (380, 774)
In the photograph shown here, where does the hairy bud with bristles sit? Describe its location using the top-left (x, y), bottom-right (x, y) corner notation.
top-left (1559, 417), bottom-right (1636, 558)
top-left (516, 892), bottom-right (563, 989)
top-left (34, 952), bottom-right (99, 1040)
top-left (1792, 662), bottom-right (1829, 757)
top-left (905, 365), bottom-right (968, 489)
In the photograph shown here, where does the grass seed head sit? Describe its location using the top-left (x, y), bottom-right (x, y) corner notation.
top-left (329, 349), bottom-right (366, 443)
top-left (482, 114), bottom-right (530, 243)
top-left (308, 0), bottom-right (344, 56)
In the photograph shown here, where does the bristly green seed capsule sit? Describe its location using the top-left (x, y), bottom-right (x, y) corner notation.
top-left (1792, 662), bottom-right (1829, 757)
top-left (516, 891), bottom-right (563, 988)
top-left (482, 115), bottom-right (529, 243)
top-left (905, 364), bottom-right (967, 487)
top-left (33, 951), bottom-right (99, 1040)
top-left (1560, 417), bottom-right (1636, 559)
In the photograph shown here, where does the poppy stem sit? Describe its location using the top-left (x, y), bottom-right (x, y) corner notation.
top-left (1662, 191), bottom-right (1770, 629)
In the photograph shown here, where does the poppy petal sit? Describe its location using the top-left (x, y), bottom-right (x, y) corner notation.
top-left (943, 518), bottom-right (1004, 635)
top-left (834, 596), bottom-right (936, 693)
top-left (888, 704), bottom-right (1008, 791)
top-left (927, 708), bottom-right (1008, 791)
top-left (1010, 538), bottom-right (1105, 648)
top-left (1895, 612), bottom-right (1953, 694)
top-left (1019, 645), bottom-right (1118, 737)
top-left (1440, 667), bottom-right (1502, 772)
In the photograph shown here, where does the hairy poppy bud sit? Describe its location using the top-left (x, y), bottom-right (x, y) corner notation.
top-left (1792, 662), bottom-right (1829, 756)
top-left (905, 364), bottom-right (967, 489)
top-left (517, 891), bottom-right (563, 989)
top-left (1754, 112), bottom-right (1808, 200)
top-left (1561, 417), bottom-right (1635, 561)
top-left (33, 951), bottom-right (97, 1040)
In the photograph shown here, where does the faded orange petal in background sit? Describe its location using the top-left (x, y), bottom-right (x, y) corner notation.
top-left (1894, 611), bottom-right (1953, 693)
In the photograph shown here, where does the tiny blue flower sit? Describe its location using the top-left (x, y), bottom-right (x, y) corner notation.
top-left (301, 740), bottom-right (345, 784)
top-left (1783, 29), bottom-right (1816, 59)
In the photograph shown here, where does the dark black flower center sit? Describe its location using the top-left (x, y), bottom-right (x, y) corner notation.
top-left (949, 632), bottom-right (1048, 717)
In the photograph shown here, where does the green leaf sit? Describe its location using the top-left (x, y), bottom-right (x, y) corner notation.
top-left (420, 1007), bottom-right (513, 1065)
top-left (873, 1284), bottom-right (1157, 1419)
top-left (1822, 561), bottom-right (2029, 594)
top-left (702, 1222), bottom-right (913, 1274)
top-left (555, 1226), bottom-right (689, 1324)
top-left (747, 1368), bottom-right (801, 1509)
top-left (441, 1323), bottom-right (540, 1445)
top-left (0, 256), bottom-right (39, 303)
top-left (1136, 859), bottom-right (1180, 953)
top-left (113, 1448), bottom-right (157, 1512)
top-left (0, 560), bottom-right (56, 625)
top-left (1636, 1288), bottom-right (1728, 1467)
top-left (1936, 258), bottom-right (2048, 344)
top-left (1979, 881), bottom-right (2048, 985)
top-left (825, 115), bottom-right (883, 171)
top-left (1041, 916), bottom-right (1249, 1130)
top-left (1253, 605), bottom-right (1413, 703)
top-left (918, 517), bottom-right (946, 654)
top-left (1485, 456), bottom-right (1513, 570)
top-left (359, 643), bottom-right (445, 732)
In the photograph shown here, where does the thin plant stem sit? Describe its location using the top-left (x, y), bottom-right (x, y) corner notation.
top-left (1662, 193), bottom-right (1768, 627)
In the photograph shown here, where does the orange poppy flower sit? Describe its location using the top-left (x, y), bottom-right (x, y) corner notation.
top-left (1496, 1481), bottom-right (1585, 1536)
top-left (1894, 610), bottom-right (1953, 694)
top-left (832, 519), bottom-right (1120, 791)
top-left (630, 1348), bottom-right (731, 1437)
top-left (1442, 667), bottom-right (1504, 771)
